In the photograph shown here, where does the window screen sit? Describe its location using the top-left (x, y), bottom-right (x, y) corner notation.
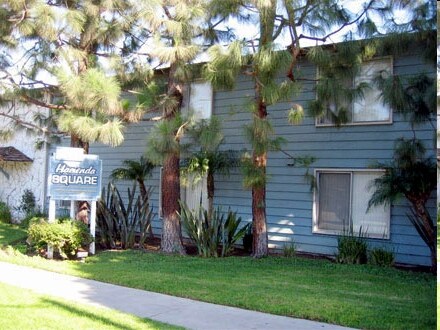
top-left (317, 172), bottom-right (351, 231)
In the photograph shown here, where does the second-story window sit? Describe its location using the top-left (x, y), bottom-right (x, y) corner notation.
top-left (317, 57), bottom-right (393, 126)
top-left (183, 81), bottom-right (213, 121)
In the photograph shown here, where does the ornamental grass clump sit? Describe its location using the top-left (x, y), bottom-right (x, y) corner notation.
top-left (96, 182), bottom-right (153, 249)
top-left (27, 218), bottom-right (93, 259)
top-left (336, 229), bottom-right (368, 264)
top-left (369, 247), bottom-right (394, 267)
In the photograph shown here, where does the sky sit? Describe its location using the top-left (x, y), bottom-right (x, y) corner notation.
top-left (2, 0), bottom-right (417, 88)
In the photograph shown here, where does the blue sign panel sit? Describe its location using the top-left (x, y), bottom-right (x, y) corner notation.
top-left (48, 154), bottom-right (102, 201)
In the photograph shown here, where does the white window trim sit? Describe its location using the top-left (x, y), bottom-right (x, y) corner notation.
top-left (182, 80), bottom-right (213, 121)
top-left (312, 168), bottom-right (391, 239)
top-left (315, 56), bottom-right (394, 127)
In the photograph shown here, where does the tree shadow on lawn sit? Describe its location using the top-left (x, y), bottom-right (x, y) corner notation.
top-left (38, 298), bottom-right (143, 330)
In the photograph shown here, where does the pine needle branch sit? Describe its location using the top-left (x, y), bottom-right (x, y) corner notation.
top-left (21, 94), bottom-right (66, 110)
top-left (298, 1), bottom-right (374, 43)
top-left (0, 109), bottom-right (60, 136)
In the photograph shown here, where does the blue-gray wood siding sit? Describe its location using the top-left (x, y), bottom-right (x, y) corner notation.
top-left (90, 51), bottom-right (436, 266)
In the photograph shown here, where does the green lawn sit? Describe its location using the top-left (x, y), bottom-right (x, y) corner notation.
top-left (437, 229), bottom-right (439, 330)
top-left (0, 222), bottom-right (27, 245)
top-left (0, 282), bottom-right (181, 330)
top-left (0, 223), bottom-right (435, 330)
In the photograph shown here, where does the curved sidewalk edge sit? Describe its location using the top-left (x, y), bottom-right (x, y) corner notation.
top-left (0, 261), bottom-right (356, 330)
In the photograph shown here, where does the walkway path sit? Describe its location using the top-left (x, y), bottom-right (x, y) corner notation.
top-left (0, 261), bottom-right (355, 330)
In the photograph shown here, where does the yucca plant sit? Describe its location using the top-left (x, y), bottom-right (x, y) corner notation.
top-left (179, 202), bottom-right (250, 257)
top-left (180, 203), bottom-right (221, 257)
top-left (97, 182), bottom-right (153, 249)
top-left (111, 156), bottom-right (155, 238)
top-left (220, 210), bottom-right (249, 257)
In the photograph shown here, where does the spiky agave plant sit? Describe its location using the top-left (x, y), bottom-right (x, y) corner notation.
top-left (110, 156), bottom-right (156, 238)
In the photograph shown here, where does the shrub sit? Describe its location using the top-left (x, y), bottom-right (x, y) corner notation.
top-left (27, 218), bottom-right (93, 259)
top-left (17, 189), bottom-right (37, 216)
top-left (242, 222), bottom-right (253, 253)
top-left (336, 230), bottom-right (368, 264)
top-left (369, 247), bottom-right (394, 267)
top-left (180, 203), bottom-right (250, 257)
top-left (283, 240), bottom-right (296, 257)
top-left (0, 201), bottom-right (12, 224)
top-left (97, 182), bottom-right (153, 249)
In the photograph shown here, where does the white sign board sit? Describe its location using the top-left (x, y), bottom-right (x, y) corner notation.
top-left (48, 147), bottom-right (102, 201)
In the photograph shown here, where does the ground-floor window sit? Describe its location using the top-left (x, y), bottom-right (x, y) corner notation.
top-left (313, 169), bottom-right (390, 239)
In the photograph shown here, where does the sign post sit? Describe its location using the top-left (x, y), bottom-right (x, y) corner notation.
top-left (47, 147), bottom-right (102, 258)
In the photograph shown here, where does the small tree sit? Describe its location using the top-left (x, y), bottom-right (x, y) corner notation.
top-left (368, 139), bottom-right (436, 272)
top-left (184, 116), bottom-right (238, 218)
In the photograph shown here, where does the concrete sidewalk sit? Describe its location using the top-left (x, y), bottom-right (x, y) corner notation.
top-left (0, 261), bottom-right (355, 330)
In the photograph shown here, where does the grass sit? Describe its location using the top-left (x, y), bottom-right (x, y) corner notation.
top-left (437, 229), bottom-right (439, 330)
top-left (0, 222), bottom-right (436, 330)
top-left (0, 282), bottom-right (181, 330)
top-left (0, 222), bottom-right (27, 245)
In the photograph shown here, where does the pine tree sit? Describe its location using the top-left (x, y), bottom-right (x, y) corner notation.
top-left (204, 0), bottom-right (395, 257)
top-left (135, 0), bottom-right (230, 253)
top-left (0, 0), bottom-right (145, 220)
top-left (0, 0), bottom-right (141, 151)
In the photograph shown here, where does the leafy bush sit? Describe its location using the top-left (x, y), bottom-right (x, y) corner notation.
top-left (369, 247), bottom-right (394, 267)
top-left (17, 189), bottom-right (37, 216)
top-left (336, 230), bottom-right (368, 264)
top-left (180, 203), bottom-right (250, 257)
top-left (14, 190), bottom-right (45, 228)
top-left (97, 182), bottom-right (153, 249)
top-left (27, 218), bottom-right (93, 259)
top-left (0, 201), bottom-right (12, 224)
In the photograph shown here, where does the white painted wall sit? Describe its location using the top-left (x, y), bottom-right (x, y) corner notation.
top-left (0, 103), bottom-right (50, 221)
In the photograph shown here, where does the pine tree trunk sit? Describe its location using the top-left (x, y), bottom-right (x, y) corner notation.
top-left (207, 170), bottom-right (215, 219)
top-left (160, 153), bottom-right (185, 254)
top-left (251, 97), bottom-right (269, 258)
top-left (252, 183), bottom-right (268, 257)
